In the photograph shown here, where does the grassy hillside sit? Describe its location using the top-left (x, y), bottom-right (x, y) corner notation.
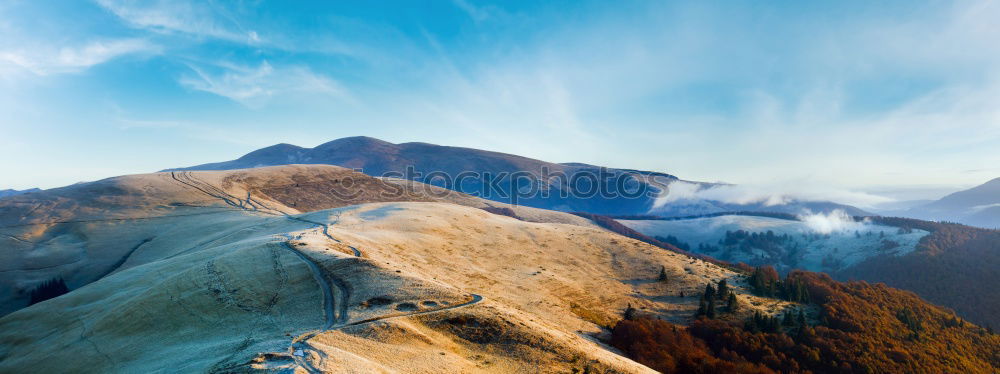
top-left (3, 166), bottom-right (997, 372)
top-left (0, 165), bottom-right (589, 315)
top-left (0, 166), bottom-right (794, 373)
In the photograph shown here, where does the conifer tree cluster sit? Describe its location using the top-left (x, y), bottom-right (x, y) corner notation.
top-left (745, 311), bottom-right (780, 333)
top-left (28, 277), bottom-right (69, 305)
top-left (745, 309), bottom-right (808, 334)
top-left (748, 266), bottom-right (810, 302)
top-left (696, 279), bottom-right (739, 319)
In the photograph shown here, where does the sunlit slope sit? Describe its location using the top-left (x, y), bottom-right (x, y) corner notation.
top-left (0, 201), bottom-right (797, 373)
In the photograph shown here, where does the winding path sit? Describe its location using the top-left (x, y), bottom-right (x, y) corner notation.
top-left (287, 293), bottom-right (484, 373)
top-left (279, 241), bottom-right (339, 330)
top-left (170, 171), bottom-right (484, 372)
top-left (339, 294), bottom-right (484, 329)
top-left (284, 215), bottom-right (363, 257)
top-left (170, 172), bottom-right (243, 209)
top-left (169, 171), bottom-right (363, 256)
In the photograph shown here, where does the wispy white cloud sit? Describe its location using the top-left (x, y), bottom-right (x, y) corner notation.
top-left (93, 0), bottom-right (369, 58)
top-left (4, 0), bottom-right (1000, 191)
top-left (652, 180), bottom-right (894, 211)
top-left (595, 0), bottom-right (1000, 189)
top-left (95, 0), bottom-right (259, 44)
top-left (178, 60), bottom-right (348, 108)
top-left (0, 38), bottom-right (158, 76)
top-left (798, 210), bottom-right (870, 235)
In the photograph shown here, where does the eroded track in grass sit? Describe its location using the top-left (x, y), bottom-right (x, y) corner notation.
top-left (171, 171), bottom-right (364, 258)
top-left (286, 293), bottom-right (485, 373)
top-left (278, 241), bottom-right (342, 330)
top-left (169, 171), bottom-right (367, 373)
top-left (169, 171), bottom-right (484, 373)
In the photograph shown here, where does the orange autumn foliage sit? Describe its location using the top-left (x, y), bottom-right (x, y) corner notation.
top-left (611, 271), bottom-right (999, 374)
top-left (839, 217), bottom-right (1000, 328)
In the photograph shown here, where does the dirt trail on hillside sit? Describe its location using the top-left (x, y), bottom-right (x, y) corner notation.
top-left (171, 172), bottom-right (488, 372)
top-left (278, 241), bottom-right (341, 330)
top-left (173, 171), bottom-right (365, 258)
top-left (286, 292), bottom-right (485, 373)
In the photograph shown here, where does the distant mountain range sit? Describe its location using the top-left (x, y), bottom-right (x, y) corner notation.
top-left (894, 178), bottom-right (1000, 229)
top-left (169, 136), bottom-right (867, 217)
top-left (0, 188), bottom-right (40, 199)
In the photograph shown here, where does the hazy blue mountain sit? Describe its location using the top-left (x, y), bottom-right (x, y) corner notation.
top-left (170, 136), bottom-right (867, 217)
top-left (925, 177), bottom-right (1000, 210)
top-left (904, 178), bottom-right (1000, 228)
top-left (0, 188), bottom-right (40, 199)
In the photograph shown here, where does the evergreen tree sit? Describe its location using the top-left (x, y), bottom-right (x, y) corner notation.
top-left (623, 304), bottom-right (637, 321)
top-left (753, 270), bottom-right (765, 292)
top-left (28, 277), bottom-right (69, 305)
top-left (658, 266), bottom-right (668, 282)
top-left (745, 311), bottom-right (782, 333)
top-left (697, 298), bottom-right (707, 317)
top-left (797, 281), bottom-right (810, 303)
top-left (706, 297), bottom-right (717, 319)
top-left (704, 283), bottom-right (716, 300)
top-left (716, 279), bottom-right (728, 299)
top-left (726, 292), bottom-right (739, 313)
top-left (748, 266), bottom-right (780, 297)
top-left (766, 315), bottom-right (780, 333)
top-left (783, 311), bottom-right (795, 326)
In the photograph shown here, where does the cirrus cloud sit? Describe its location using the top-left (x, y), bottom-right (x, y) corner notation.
top-left (0, 38), bottom-right (159, 76)
top-left (178, 60), bottom-right (349, 108)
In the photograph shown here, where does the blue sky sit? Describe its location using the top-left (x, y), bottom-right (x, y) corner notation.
top-left (2, 1), bottom-right (999, 205)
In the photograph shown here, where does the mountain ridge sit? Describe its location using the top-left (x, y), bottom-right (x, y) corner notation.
top-left (167, 136), bottom-right (869, 217)
top-left (0, 188), bottom-right (40, 199)
top-left (902, 177), bottom-right (1000, 228)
